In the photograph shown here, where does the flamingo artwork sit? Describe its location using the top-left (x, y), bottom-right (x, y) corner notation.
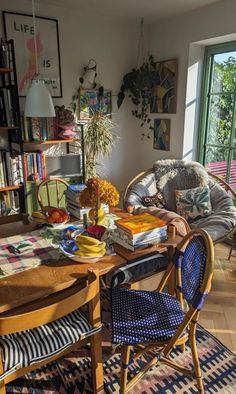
top-left (19, 33), bottom-right (43, 94)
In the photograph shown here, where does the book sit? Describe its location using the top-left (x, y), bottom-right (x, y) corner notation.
top-left (115, 213), bottom-right (167, 235)
top-left (112, 233), bottom-right (168, 251)
top-left (31, 117), bottom-right (41, 141)
top-left (115, 226), bottom-right (167, 246)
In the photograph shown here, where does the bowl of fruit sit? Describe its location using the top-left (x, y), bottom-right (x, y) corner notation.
top-left (59, 233), bottom-right (106, 263)
top-left (46, 207), bottom-right (70, 227)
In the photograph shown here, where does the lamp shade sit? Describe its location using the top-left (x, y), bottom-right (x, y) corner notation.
top-left (24, 79), bottom-right (55, 117)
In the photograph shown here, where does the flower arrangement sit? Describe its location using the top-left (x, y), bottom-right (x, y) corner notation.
top-left (79, 178), bottom-right (119, 208)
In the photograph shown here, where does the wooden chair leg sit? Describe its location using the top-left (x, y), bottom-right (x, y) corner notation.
top-left (190, 327), bottom-right (205, 394)
top-left (0, 381), bottom-right (6, 394)
top-left (120, 345), bottom-right (131, 394)
top-left (90, 333), bottom-right (104, 394)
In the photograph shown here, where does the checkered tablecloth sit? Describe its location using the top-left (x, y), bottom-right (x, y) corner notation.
top-left (0, 229), bottom-right (63, 279)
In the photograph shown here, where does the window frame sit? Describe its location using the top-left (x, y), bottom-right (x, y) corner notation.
top-left (197, 40), bottom-right (236, 182)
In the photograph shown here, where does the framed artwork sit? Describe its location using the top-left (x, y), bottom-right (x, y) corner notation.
top-left (2, 11), bottom-right (62, 97)
top-left (150, 59), bottom-right (177, 113)
top-left (78, 89), bottom-right (112, 120)
top-left (153, 119), bottom-right (170, 151)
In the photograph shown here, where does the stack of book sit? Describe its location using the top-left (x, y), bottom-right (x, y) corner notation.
top-left (23, 152), bottom-right (46, 181)
top-left (112, 212), bottom-right (168, 251)
top-left (65, 184), bottom-right (109, 219)
top-left (22, 117), bottom-right (58, 142)
top-left (65, 184), bottom-right (89, 219)
top-left (0, 152), bottom-right (23, 187)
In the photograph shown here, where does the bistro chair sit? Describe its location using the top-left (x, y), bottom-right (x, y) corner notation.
top-left (111, 228), bottom-right (214, 393)
top-left (37, 176), bottom-right (69, 212)
top-left (0, 269), bottom-right (103, 394)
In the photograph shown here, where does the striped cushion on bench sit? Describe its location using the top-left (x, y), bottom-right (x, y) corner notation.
top-left (0, 309), bottom-right (100, 380)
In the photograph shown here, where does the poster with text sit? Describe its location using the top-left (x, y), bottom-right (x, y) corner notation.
top-left (3, 11), bottom-right (62, 97)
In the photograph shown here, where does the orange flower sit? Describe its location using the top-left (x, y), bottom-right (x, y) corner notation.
top-left (79, 178), bottom-right (119, 208)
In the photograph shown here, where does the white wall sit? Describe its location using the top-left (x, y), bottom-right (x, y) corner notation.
top-left (145, 0), bottom-right (236, 168)
top-left (3, 0), bottom-right (236, 196)
top-left (0, 0), bottom-right (144, 195)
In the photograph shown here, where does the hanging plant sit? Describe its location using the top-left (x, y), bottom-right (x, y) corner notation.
top-left (85, 110), bottom-right (117, 179)
top-left (117, 55), bottom-right (159, 138)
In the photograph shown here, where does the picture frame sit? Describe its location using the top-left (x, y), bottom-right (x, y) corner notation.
top-left (78, 89), bottom-right (112, 120)
top-left (153, 119), bottom-right (171, 151)
top-left (2, 11), bottom-right (62, 97)
top-left (150, 59), bottom-right (177, 114)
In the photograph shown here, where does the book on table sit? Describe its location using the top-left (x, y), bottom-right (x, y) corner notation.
top-left (113, 212), bottom-right (168, 250)
top-left (115, 212), bottom-right (167, 234)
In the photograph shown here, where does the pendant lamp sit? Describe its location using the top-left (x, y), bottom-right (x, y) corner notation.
top-left (24, 0), bottom-right (55, 117)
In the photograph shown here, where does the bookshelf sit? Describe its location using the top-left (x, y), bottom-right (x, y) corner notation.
top-left (0, 39), bottom-right (26, 224)
top-left (22, 123), bottom-right (85, 214)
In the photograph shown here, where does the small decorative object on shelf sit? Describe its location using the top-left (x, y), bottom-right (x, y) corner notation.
top-left (55, 105), bottom-right (77, 140)
top-left (79, 178), bottom-right (119, 225)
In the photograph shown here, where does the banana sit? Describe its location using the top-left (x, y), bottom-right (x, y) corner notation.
top-left (78, 243), bottom-right (106, 254)
top-left (32, 211), bottom-right (46, 220)
top-left (76, 235), bottom-right (101, 246)
top-left (74, 249), bottom-right (106, 257)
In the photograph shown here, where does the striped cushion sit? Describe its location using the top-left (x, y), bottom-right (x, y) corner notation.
top-left (0, 309), bottom-right (100, 380)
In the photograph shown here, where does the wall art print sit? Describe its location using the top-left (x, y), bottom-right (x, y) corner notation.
top-left (150, 59), bottom-right (177, 113)
top-left (78, 89), bottom-right (112, 120)
top-left (153, 119), bottom-right (170, 151)
top-left (3, 11), bottom-right (62, 97)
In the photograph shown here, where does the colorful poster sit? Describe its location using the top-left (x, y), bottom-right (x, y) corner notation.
top-left (153, 119), bottom-right (171, 151)
top-left (3, 11), bottom-right (62, 97)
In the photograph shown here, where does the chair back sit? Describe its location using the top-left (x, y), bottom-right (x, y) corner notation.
top-left (0, 269), bottom-right (100, 335)
top-left (173, 228), bottom-right (214, 310)
top-left (37, 177), bottom-right (69, 212)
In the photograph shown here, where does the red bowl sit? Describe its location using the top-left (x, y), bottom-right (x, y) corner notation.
top-left (86, 225), bottom-right (106, 240)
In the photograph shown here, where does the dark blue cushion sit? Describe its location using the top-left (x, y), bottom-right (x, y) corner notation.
top-left (111, 288), bottom-right (185, 345)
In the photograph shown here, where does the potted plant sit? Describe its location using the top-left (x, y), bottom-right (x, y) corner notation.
top-left (85, 110), bottom-right (117, 178)
top-left (117, 55), bottom-right (158, 137)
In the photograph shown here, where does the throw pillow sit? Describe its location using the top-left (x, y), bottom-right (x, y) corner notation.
top-left (175, 185), bottom-right (212, 221)
top-left (141, 191), bottom-right (167, 209)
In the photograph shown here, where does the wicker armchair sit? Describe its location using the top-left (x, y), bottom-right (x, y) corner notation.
top-left (124, 160), bottom-right (236, 244)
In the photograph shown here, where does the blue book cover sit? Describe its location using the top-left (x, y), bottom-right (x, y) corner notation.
top-left (36, 153), bottom-right (42, 179)
top-left (68, 184), bottom-right (86, 193)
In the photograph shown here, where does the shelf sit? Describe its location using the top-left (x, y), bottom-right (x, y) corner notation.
top-left (23, 139), bottom-right (77, 145)
top-left (0, 185), bottom-right (22, 192)
top-left (0, 67), bottom-right (13, 73)
top-left (0, 126), bottom-right (18, 130)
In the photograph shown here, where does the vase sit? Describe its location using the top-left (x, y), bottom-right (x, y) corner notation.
top-left (88, 207), bottom-right (106, 225)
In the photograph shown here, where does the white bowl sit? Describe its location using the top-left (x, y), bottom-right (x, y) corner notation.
top-left (59, 245), bottom-right (104, 263)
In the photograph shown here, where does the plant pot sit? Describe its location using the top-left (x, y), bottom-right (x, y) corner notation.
top-left (88, 207), bottom-right (106, 225)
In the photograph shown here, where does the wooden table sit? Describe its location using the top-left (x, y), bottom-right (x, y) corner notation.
top-left (0, 209), bottom-right (182, 313)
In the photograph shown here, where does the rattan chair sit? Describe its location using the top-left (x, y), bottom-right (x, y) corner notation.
top-left (111, 228), bottom-right (214, 393)
top-left (37, 177), bottom-right (69, 212)
top-left (123, 161), bottom-right (236, 243)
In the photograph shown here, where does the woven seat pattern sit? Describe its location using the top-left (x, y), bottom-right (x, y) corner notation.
top-left (111, 288), bottom-right (185, 345)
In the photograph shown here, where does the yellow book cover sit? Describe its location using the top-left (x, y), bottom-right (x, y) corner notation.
top-left (115, 213), bottom-right (167, 234)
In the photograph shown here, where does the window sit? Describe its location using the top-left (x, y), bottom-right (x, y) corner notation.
top-left (198, 41), bottom-right (236, 189)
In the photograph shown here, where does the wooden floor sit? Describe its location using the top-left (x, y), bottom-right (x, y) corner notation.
top-left (199, 242), bottom-right (236, 354)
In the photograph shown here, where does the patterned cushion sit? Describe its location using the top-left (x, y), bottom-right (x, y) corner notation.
top-left (175, 185), bottom-right (212, 221)
top-left (0, 309), bottom-right (100, 381)
top-left (111, 288), bottom-right (185, 345)
top-left (141, 191), bottom-right (167, 209)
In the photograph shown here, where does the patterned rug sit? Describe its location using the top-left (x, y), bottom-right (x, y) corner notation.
top-left (7, 326), bottom-right (236, 394)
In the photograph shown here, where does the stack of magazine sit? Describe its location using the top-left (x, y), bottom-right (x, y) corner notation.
top-left (112, 212), bottom-right (167, 251)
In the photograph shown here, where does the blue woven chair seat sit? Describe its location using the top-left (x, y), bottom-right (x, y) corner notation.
top-left (112, 288), bottom-right (185, 345)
